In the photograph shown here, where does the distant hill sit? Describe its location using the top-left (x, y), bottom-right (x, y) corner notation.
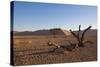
top-left (13, 30), bottom-right (51, 36)
top-left (13, 28), bottom-right (97, 36)
top-left (73, 29), bottom-right (97, 36)
top-left (13, 28), bottom-right (70, 36)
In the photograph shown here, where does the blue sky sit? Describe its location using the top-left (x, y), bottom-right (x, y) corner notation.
top-left (13, 1), bottom-right (97, 31)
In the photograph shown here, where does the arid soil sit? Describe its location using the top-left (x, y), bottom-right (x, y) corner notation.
top-left (13, 35), bottom-right (97, 66)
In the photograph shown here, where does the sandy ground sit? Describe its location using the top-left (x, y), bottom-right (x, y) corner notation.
top-left (13, 35), bottom-right (97, 66)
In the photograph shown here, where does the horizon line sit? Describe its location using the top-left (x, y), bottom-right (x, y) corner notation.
top-left (12, 28), bottom-right (97, 32)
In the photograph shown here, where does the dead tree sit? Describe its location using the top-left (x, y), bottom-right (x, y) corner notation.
top-left (70, 25), bottom-right (92, 47)
top-left (47, 41), bottom-right (76, 52)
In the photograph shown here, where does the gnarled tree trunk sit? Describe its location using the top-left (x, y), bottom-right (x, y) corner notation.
top-left (70, 25), bottom-right (91, 47)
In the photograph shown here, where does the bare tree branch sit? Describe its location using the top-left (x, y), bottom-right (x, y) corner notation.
top-left (70, 25), bottom-right (92, 47)
top-left (70, 30), bottom-right (78, 39)
top-left (83, 41), bottom-right (94, 44)
top-left (81, 26), bottom-right (91, 42)
top-left (77, 25), bottom-right (81, 39)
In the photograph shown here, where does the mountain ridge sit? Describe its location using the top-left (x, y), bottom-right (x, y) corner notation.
top-left (12, 28), bottom-right (97, 36)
